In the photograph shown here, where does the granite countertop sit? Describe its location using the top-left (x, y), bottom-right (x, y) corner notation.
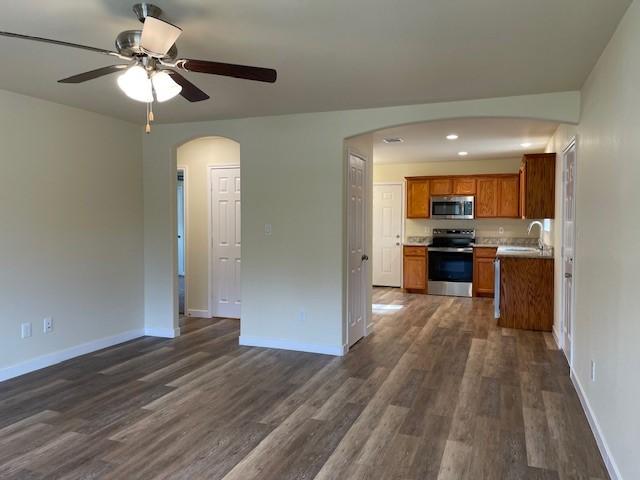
top-left (496, 245), bottom-right (554, 259)
top-left (403, 236), bottom-right (553, 258)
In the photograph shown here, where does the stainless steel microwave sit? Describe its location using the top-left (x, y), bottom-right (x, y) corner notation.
top-left (430, 195), bottom-right (474, 219)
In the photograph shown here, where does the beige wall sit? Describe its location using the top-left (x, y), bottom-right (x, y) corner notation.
top-left (0, 89), bottom-right (143, 377)
top-left (142, 92), bottom-right (580, 354)
top-left (177, 137), bottom-right (240, 315)
top-left (374, 158), bottom-right (538, 239)
top-left (572, 2), bottom-right (640, 477)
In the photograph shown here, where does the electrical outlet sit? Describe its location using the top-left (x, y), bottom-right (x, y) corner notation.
top-left (299, 310), bottom-right (306, 322)
top-left (21, 322), bottom-right (32, 339)
top-left (43, 317), bottom-right (53, 334)
top-left (498, 227), bottom-right (505, 235)
top-left (591, 360), bottom-right (596, 382)
top-left (264, 223), bottom-right (272, 235)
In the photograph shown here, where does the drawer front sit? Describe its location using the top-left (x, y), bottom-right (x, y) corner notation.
top-left (403, 246), bottom-right (426, 257)
top-left (474, 247), bottom-right (497, 258)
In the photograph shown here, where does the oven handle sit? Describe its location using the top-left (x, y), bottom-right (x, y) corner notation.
top-left (428, 247), bottom-right (473, 253)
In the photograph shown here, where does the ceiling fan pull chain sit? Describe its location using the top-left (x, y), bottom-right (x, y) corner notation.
top-left (145, 102), bottom-right (151, 134)
top-left (148, 102), bottom-right (155, 122)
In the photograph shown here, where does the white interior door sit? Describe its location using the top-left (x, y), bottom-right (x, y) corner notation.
top-left (561, 141), bottom-right (577, 364)
top-left (348, 154), bottom-right (367, 348)
top-left (211, 167), bottom-right (241, 319)
top-left (373, 184), bottom-right (402, 287)
top-left (177, 177), bottom-right (185, 276)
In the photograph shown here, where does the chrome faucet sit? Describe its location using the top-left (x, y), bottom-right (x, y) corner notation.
top-left (528, 220), bottom-right (545, 250)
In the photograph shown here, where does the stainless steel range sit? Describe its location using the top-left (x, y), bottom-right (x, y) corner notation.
top-left (428, 229), bottom-right (475, 297)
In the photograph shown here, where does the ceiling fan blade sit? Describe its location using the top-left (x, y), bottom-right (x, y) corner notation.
top-left (0, 30), bottom-right (122, 57)
top-left (178, 59), bottom-right (277, 83)
top-left (140, 16), bottom-right (182, 58)
top-left (166, 71), bottom-right (210, 102)
top-left (58, 64), bottom-right (129, 84)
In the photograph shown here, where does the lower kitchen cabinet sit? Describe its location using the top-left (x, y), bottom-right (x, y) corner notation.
top-left (403, 246), bottom-right (427, 293)
top-left (498, 256), bottom-right (554, 331)
top-left (473, 247), bottom-right (497, 297)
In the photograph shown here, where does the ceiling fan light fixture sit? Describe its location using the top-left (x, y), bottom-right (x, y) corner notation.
top-left (140, 16), bottom-right (182, 57)
top-left (152, 71), bottom-right (182, 102)
top-left (117, 65), bottom-right (153, 102)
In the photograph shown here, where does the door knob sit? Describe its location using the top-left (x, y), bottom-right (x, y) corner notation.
top-left (396, 234), bottom-right (400, 238)
top-left (564, 273), bottom-right (572, 278)
top-left (361, 254), bottom-right (369, 262)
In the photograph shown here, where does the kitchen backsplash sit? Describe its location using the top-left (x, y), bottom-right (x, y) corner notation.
top-left (405, 218), bottom-right (541, 239)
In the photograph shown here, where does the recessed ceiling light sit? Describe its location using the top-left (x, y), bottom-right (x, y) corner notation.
top-left (521, 142), bottom-right (532, 148)
top-left (383, 137), bottom-right (404, 144)
top-left (446, 134), bottom-right (459, 140)
top-left (458, 151), bottom-right (469, 156)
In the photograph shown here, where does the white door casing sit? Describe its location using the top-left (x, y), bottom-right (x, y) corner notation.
top-left (177, 176), bottom-right (185, 276)
top-left (210, 167), bottom-right (241, 319)
top-left (373, 183), bottom-right (402, 287)
top-left (561, 139), bottom-right (577, 365)
top-left (348, 154), bottom-right (368, 348)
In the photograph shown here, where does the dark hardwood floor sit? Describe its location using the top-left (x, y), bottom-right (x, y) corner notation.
top-left (0, 288), bottom-right (608, 479)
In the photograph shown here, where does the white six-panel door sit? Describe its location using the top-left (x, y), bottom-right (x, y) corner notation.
top-left (348, 154), bottom-right (367, 347)
top-left (373, 184), bottom-right (402, 287)
top-left (211, 167), bottom-right (241, 319)
top-left (561, 141), bottom-right (577, 365)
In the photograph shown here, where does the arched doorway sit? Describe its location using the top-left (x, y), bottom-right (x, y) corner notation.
top-left (175, 136), bottom-right (241, 332)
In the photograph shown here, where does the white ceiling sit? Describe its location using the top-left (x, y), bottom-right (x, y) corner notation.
top-left (373, 118), bottom-right (560, 164)
top-left (0, 0), bottom-right (631, 123)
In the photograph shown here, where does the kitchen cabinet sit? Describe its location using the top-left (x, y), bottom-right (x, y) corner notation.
top-left (497, 175), bottom-right (520, 217)
top-left (498, 256), bottom-right (554, 331)
top-left (520, 153), bottom-right (556, 219)
top-left (403, 246), bottom-right (427, 293)
top-left (453, 177), bottom-right (476, 195)
top-left (473, 247), bottom-right (497, 297)
top-left (430, 178), bottom-right (453, 195)
top-left (476, 177), bottom-right (498, 217)
top-left (406, 178), bottom-right (430, 218)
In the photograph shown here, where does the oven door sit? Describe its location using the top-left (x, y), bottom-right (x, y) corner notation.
top-left (428, 248), bottom-right (473, 297)
top-left (430, 196), bottom-right (474, 219)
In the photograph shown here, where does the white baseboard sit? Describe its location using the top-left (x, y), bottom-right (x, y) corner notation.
top-left (0, 329), bottom-right (144, 382)
top-left (239, 335), bottom-right (345, 356)
top-left (187, 309), bottom-right (210, 318)
top-left (571, 371), bottom-right (622, 480)
top-left (144, 327), bottom-right (181, 338)
top-left (552, 327), bottom-right (562, 349)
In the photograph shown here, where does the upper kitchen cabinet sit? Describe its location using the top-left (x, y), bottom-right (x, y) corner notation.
top-left (497, 175), bottom-right (520, 218)
top-left (406, 178), bottom-right (430, 218)
top-left (430, 178), bottom-right (453, 195)
top-left (476, 177), bottom-right (498, 218)
top-left (519, 153), bottom-right (556, 219)
top-left (453, 177), bottom-right (476, 195)
top-left (476, 175), bottom-right (519, 218)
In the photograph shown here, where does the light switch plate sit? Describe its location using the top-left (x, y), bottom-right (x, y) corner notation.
top-left (264, 224), bottom-right (272, 235)
top-left (21, 322), bottom-right (32, 339)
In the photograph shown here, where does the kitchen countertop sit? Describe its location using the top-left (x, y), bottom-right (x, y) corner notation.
top-left (403, 236), bottom-right (554, 258)
top-left (496, 245), bottom-right (554, 259)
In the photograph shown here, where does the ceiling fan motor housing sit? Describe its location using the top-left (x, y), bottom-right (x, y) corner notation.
top-left (115, 30), bottom-right (177, 60)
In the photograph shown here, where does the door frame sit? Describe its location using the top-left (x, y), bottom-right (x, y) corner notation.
top-left (345, 149), bottom-right (372, 351)
top-left (208, 164), bottom-right (241, 319)
top-left (372, 181), bottom-right (405, 287)
top-left (177, 165), bottom-right (189, 315)
top-left (560, 136), bottom-right (577, 368)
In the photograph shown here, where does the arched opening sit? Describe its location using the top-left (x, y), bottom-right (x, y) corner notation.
top-left (173, 136), bottom-right (241, 335)
top-left (344, 116), bottom-right (575, 350)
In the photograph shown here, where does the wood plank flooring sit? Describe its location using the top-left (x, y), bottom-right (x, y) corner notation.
top-left (0, 289), bottom-right (608, 479)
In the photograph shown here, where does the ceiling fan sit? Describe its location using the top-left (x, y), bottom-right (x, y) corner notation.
top-left (0, 3), bottom-right (277, 132)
